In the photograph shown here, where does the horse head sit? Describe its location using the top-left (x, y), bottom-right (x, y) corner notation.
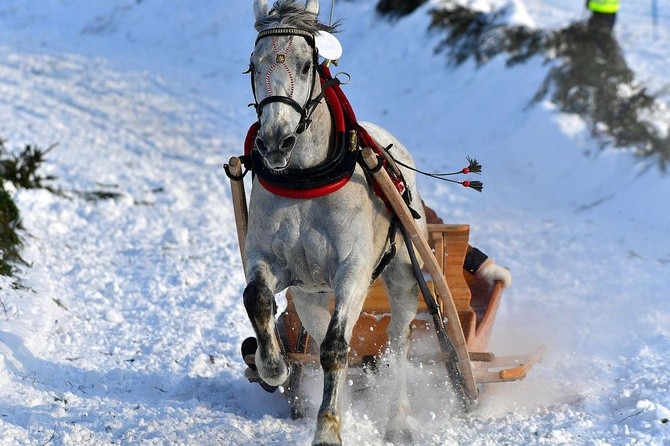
top-left (250, 0), bottom-right (323, 170)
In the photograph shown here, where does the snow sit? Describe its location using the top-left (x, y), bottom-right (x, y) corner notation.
top-left (1, 0), bottom-right (669, 444)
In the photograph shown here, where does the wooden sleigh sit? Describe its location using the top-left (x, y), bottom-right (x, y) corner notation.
top-left (227, 150), bottom-right (544, 413)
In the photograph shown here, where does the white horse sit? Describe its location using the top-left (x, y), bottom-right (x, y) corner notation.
top-left (243, 1), bottom-right (427, 444)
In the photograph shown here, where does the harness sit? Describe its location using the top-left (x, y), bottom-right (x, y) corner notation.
top-left (226, 27), bottom-right (414, 281)
top-left (237, 61), bottom-right (407, 201)
top-left (238, 25), bottom-right (408, 199)
top-left (243, 67), bottom-right (359, 199)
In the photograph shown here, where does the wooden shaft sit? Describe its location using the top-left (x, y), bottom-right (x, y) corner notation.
top-left (227, 157), bottom-right (249, 275)
top-left (361, 147), bottom-right (478, 399)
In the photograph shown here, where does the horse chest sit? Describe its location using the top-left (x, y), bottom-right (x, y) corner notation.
top-left (248, 194), bottom-right (373, 283)
top-left (270, 213), bottom-right (338, 263)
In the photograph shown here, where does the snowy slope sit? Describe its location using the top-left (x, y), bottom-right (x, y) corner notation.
top-left (0, 0), bottom-right (669, 445)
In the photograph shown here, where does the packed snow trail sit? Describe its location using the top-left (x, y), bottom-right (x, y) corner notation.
top-left (1, 0), bottom-right (669, 445)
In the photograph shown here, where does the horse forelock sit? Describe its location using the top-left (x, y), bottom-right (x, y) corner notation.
top-left (255, 0), bottom-right (338, 33)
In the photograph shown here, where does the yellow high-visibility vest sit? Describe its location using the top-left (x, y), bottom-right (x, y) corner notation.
top-left (588, 0), bottom-right (620, 14)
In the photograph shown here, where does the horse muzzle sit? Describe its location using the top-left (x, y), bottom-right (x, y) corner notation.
top-left (255, 132), bottom-right (296, 171)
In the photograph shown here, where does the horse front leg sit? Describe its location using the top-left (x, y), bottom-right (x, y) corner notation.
top-left (243, 265), bottom-right (290, 387)
top-left (312, 274), bottom-right (369, 446)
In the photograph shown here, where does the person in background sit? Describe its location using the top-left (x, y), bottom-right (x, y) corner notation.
top-left (587, 0), bottom-right (620, 31)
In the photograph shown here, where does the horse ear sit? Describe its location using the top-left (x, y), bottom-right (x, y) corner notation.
top-left (304, 0), bottom-right (319, 16)
top-left (254, 0), bottom-right (269, 22)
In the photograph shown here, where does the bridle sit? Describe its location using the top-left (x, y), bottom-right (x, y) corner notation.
top-left (248, 27), bottom-right (321, 135)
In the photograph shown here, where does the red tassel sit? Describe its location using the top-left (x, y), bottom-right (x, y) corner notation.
top-left (462, 180), bottom-right (483, 192)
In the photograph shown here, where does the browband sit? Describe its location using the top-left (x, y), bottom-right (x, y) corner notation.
top-left (255, 27), bottom-right (315, 46)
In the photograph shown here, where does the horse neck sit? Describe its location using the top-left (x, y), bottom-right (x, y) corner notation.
top-left (290, 86), bottom-right (334, 169)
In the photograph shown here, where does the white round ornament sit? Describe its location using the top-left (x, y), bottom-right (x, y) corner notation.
top-left (315, 31), bottom-right (343, 61)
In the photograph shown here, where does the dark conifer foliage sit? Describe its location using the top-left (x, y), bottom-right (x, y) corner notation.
top-left (0, 139), bottom-right (54, 278)
top-left (379, 0), bottom-right (669, 169)
top-left (376, 0), bottom-right (427, 17)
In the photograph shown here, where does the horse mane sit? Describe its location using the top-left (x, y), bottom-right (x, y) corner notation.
top-left (255, 0), bottom-right (339, 33)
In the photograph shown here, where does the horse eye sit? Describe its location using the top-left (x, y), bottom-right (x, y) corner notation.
top-left (301, 63), bottom-right (311, 75)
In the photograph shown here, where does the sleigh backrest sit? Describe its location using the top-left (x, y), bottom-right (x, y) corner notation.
top-left (361, 224), bottom-right (472, 314)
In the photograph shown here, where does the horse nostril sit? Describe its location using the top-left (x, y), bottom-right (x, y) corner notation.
top-left (281, 136), bottom-right (296, 152)
top-left (255, 137), bottom-right (268, 155)
top-left (256, 134), bottom-right (295, 156)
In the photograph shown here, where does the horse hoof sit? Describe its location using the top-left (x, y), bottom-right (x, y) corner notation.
top-left (312, 412), bottom-right (342, 446)
top-left (256, 351), bottom-right (290, 387)
top-left (385, 427), bottom-right (413, 444)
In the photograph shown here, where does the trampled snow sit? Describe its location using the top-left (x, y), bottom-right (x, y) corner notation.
top-left (0, 0), bottom-right (669, 444)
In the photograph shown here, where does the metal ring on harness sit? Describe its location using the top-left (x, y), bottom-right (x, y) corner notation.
top-left (333, 72), bottom-right (351, 85)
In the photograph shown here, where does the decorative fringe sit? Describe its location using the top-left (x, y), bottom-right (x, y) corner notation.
top-left (462, 180), bottom-right (483, 192)
top-left (463, 156), bottom-right (482, 174)
top-left (382, 149), bottom-right (485, 193)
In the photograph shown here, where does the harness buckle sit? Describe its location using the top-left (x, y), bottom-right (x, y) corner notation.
top-left (348, 129), bottom-right (358, 152)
